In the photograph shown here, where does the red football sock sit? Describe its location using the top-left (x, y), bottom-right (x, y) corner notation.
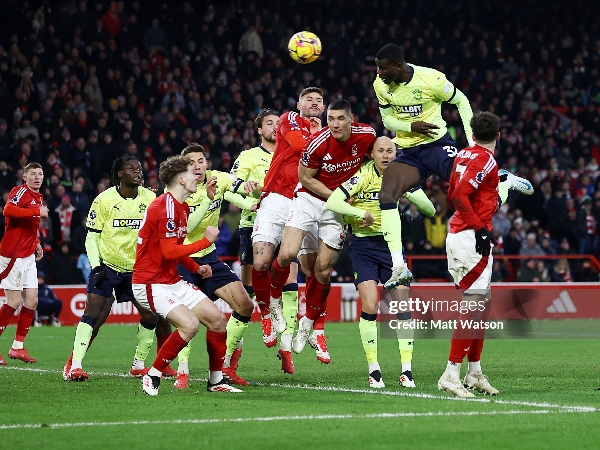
top-left (156, 334), bottom-right (168, 353)
top-left (313, 299), bottom-right (327, 330)
top-left (151, 330), bottom-right (187, 373)
top-left (15, 306), bottom-right (35, 343)
top-left (206, 329), bottom-right (226, 371)
top-left (468, 339), bottom-right (485, 362)
top-left (270, 258), bottom-right (290, 300)
top-left (306, 279), bottom-right (330, 321)
top-left (252, 267), bottom-right (271, 316)
top-left (0, 304), bottom-right (16, 336)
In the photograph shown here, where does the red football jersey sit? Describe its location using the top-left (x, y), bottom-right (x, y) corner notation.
top-left (448, 145), bottom-right (500, 233)
top-left (299, 123), bottom-right (376, 196)
top-left (133, 192), bottom-right (190, 285)
top-left (0, 185), bottom-right (44, 258)
top-left (262, 111), bottom-right (313, 199)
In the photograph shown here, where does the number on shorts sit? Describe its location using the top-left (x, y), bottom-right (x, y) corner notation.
top-left (444, 145), bottom-right (458, 158)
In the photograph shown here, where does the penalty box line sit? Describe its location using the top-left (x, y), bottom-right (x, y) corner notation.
top-left (2, 366), bottom-right (597, 413)
top-left (0, 409), bottom-right (589, 430)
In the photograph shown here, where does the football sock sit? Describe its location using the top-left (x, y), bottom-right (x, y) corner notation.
top-left (395, 312), bottom-right (414, 372)
top-left (468, 360), bottom-right (482, 374)
top-left (206, 329), bottom-right (226, 373)
top-left (177, 338), bottom-right (192, 367)
top-left (449, 337), bottom-right (471, 364)
top-left (178, 361), bottom-right (189, 374)
top-left (282, 284), bottom-right (298, 335)
top-left (225, 312), bottom-right (250, 360)
top-left (468, 339), bottom-right (485, 365)
top-left (446, 360), bottom-right (461, 377)
top-left (252, 267), bottom-right (271, 315)
top-left (133, 320), bottom-right (156, 363)
top-left (359, 312), bottom-right (378, 364)
top-left (380, 205), bottom-right (404, 267)
top-left (151, 330), bottom-right (187, 373)
top-left (270, 259), bottom-right (290, 300)
top-left (499, 180), bottom-right (509, 204)
top-left (313, 298), bottom-right (326, 334)
top-left (0, 304), bottom-right (16, 337)
top-left (73, 319), bottom-right (95, 362)
top-left (13, 306), bottom-right (35, 348)
top-left (305, 279), bottom-right (330, 321)
top-left (280, 333), bottom-right (292, 351)
top-left (368, 361), bottom-right (381, 375)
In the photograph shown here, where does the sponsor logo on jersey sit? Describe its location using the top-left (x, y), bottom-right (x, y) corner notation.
top-left (321, 157), bottom-right (362, 173)
top-left (113, 218), bottom-right (143, 229)
top-left (396, 104), bottom-right (423, 117)
top-left (208, 199), bottom-right (221, 212)
top-left (357, 191), bottom-right (379, 200)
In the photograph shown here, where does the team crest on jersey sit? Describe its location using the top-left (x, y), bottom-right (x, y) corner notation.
top-left (301, 152), bottom-right (310, 165)
top-left (398, 105), bottom-right (423, 117)
top-left (139, 203), bottom-right (147, 214)
top-left (166, 219), bottom-right (176, 232)
top-left (351, 144), bottom-right (358, 156)
top-left (412, 88), bottom-right (422, 100)
top-left (475, 171), bottom-right (487, 183)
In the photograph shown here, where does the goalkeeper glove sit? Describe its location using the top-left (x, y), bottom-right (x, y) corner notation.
top-left (92, 266), bottom-right (109, 289)
top-left (474, 228), bottom-right (496, 257)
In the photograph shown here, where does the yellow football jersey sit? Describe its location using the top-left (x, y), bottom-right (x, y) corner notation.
top-left (86, 186), bottom-right (155, 272)
top-left (230, 146), bottom-right (272, 228)
top-left (185, 170), bottom-right (236, 258)
top-left (374, 64), bottom-right (456, 148)
top-left (338, 161), bottom-right (383, 237)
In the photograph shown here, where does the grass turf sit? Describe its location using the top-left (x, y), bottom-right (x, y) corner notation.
top-left (1, 322), bottom-right (599, 450)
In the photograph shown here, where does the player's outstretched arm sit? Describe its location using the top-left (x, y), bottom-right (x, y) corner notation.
top-left (158, 226), bottom-right (218, 261)
top-left (187, 197), bottom-right (211, 232)
top-left (447, 88), bottom-right (474, 146)
top-left (404, 188), bottom-right (435, 217)
top-left (326, 188), bottom-right (368, 221)
top-left (3, 202), bottom-right (43, 218)
top-left (224, 191), bottom-right (257, 211)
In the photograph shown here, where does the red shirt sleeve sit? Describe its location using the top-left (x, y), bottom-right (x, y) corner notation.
top-left (300, 127), bottom-right (328, 169)
top-left (179, 256), bottom-right (200, 274)
top-left (3, 202), bottom-right (40, 218)
top-left (159, 237), bottom-right (211, 260)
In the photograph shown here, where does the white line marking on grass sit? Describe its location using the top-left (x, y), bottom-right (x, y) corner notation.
top-left (0, 409), bottom-right (588, 430)
top-left (3, 366), bottom-right (597, 413)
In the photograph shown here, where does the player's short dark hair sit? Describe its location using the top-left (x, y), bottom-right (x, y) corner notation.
top-left (299, 87), bottom-right (323, 100)
top-left (328, 99), bottom-right (352, 116)
top-left (376, 44), bottom-right (404, 63)
top-left (470, 112), bottom-right (500, 144)
top-left (181, 142), bottom-right (207, 157)
top-left (110, 156), bottom-right (139, 186)
top-left (159, 155), bottom-right (193, 186)
top-left (254, 109), bottom-right (280, 131)
top-left (24, 162), bottom-right (42, 173)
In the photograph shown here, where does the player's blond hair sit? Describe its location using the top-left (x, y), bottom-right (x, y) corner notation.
top-left (24, 162), bottom-right (43, 173)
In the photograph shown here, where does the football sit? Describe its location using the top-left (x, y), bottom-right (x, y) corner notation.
top-left (288, 31), bottom-right (322, 64)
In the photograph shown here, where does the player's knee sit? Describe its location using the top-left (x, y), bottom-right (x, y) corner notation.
top-left (237, 298), bottom-right (253, 317)
top-left (179, 315), bottom-right (200, 340)
top-left (253, 258), bottom-right (270, 272)
top-left (138, 307), bottom-right (157, 324)
top-left (315, 267), bottom-right (333, 284)
top-left (213, 313), bottom-right (227, 333)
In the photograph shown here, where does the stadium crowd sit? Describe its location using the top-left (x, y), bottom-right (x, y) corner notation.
top-left (0, 0), bottom-right (599, 283)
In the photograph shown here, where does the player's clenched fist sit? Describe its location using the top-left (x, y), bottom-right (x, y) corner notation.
top-left (39, 205), bottom-right (49, 218)
top-left (204, 226), bottom-right (219, 243)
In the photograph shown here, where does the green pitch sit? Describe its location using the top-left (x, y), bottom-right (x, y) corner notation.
top-left (1, 323), bottom-right (599, 450)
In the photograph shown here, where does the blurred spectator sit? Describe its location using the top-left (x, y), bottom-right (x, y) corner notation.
top-left (52, 194), bottom-right (80, 244)
top-left (576, 196), bottom-right (598, 254)
top-left (519, 233), bottom-right (546, 257)
top-left (516, 259), bottom-right (540, 282)
top-left (50, 243), bottom-right (77, 285)
top-left (424, 202), bottom-right (447, 253)
top-left (35, 271), bottom-right (62, 326)
top-left (402, 204), bottom-right (426, 250)
top-left (550, 259), bottom-right (573, 282)
top-left (77, 253), bottom-right (92, 283)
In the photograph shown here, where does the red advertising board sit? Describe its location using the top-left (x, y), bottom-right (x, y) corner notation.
top-left (2, 283), bottom-right (598, 326)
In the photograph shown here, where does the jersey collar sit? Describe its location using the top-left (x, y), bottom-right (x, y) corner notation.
top-left (116, 186), bottom-right (139, 199)
top-left (259, 145), bottom-right (271, 154)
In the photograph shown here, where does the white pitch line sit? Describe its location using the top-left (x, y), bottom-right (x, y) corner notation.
top-left (0, 409), bottom-right (585, 430)
top-left (2, 366), bottom-right (597, 413)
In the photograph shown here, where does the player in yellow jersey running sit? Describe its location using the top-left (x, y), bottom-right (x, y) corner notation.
top-left (327, 136), bottom-right (435, 388)
top-left (173, 143), bottom-right (260, 388)
top-left (374, 43), bottom-right (533, 289)
top-left (63, 156), bottom-right (174, 381)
